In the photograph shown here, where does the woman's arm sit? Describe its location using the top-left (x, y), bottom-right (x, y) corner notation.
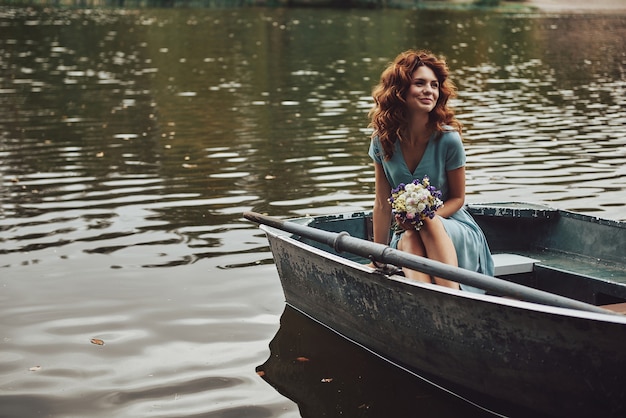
top-left (372, 163), bottom-right (393, 245)
top-left (437, 166), bottom-right (466, 218)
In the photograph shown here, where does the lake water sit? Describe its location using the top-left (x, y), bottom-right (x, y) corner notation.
top-left (0, 5), bottom-right (624, 417)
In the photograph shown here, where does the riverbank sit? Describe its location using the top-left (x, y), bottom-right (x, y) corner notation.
top-left (446, 0), bottom-right (626, 13)
top-left (370, 0), bottom-right (626, 14)
top-left (520, 0), bottom-right (626, 13)
top-left (3, 0), bottom-right (625, 12)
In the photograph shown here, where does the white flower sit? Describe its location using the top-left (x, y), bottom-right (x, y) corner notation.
top-left (388, 176), bottom-right (443, 231)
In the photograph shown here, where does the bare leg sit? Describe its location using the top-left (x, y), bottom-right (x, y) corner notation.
top-left (419, 216), bottom-right (460, 289)
top-left (397, 230), bottom-right (431, 283)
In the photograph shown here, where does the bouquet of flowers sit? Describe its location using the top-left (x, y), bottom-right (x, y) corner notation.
top-left (388, 176), bottom-right (443, 230)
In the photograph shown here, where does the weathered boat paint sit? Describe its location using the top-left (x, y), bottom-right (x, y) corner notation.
top-left (250, 203), bottom-right (626, 417)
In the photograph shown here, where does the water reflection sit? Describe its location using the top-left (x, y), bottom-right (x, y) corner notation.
top-left (258, 305), bottom-right (496, 418)
top-left (3, 9), bottom-right (625, 231)
top-left (0, 6), bottom-right (624, 417)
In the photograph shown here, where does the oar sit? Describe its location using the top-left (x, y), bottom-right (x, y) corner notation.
top-left (244, 211), bottom-right (618, 316)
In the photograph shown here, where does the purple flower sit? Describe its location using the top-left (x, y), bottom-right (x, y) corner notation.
top-left (387, 175), bottom-right (443, 231)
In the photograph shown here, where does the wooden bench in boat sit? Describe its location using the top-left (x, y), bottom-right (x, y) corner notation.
top-left (601, 302), bottom-right (626, 314)
top-left (493, 253), bottom-right (539, 276)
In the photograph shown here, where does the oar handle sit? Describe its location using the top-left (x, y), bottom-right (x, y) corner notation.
top-left (244, 211), bottom-right (618, 316)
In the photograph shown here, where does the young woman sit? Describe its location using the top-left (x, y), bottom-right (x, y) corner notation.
top-left (368, 49), bottom-right (493, 290)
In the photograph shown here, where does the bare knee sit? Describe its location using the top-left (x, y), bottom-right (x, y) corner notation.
top-left (398, 230), bottom-right (426, 256)
top-left (419, 217), bottom-right (446, 240)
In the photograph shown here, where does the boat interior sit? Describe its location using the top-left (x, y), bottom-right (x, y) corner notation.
top-left (298, 204), bottom-right (626, 314)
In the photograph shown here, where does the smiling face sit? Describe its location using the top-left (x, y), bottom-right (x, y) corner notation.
top-left (405, 65), bottom-right (440, 115)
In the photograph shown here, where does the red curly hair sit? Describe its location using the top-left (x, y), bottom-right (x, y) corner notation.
top-left (368, 49), bottom-right (462, 160)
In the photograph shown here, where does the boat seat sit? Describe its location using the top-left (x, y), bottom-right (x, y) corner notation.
top-left (493, 253), bottom-right (539, 276)
top-left (600, 302), bottom-right (626, 314)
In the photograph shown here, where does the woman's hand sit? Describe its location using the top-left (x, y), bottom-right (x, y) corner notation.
top-left (395, 214), bottom-right (420, 231)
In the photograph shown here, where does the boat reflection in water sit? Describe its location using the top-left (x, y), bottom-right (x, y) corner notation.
top-left (257, 305), bottom-right (494, 418)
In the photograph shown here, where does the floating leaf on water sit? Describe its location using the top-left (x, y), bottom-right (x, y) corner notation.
top-left (29, 365), bottom-right (41, 372)
top-left (96, 152), bottom-right (104, 158)
top-left (113, 133), bottom-right (138, 141)
top-left (321, 378), bottom-right (333, 383)
top-left (295, 356), bottom-right (310, 362)
top-left (90, 338), bottom-right (105, 346)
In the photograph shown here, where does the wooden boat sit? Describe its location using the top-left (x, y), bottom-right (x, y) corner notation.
top-left (245, 203), bottom-right (626, 418)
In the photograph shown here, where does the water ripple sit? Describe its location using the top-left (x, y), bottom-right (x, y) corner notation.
top-left (0, 7), bottom-right (624, 418)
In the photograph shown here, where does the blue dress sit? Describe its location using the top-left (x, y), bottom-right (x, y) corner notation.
top-left (368, 130), bottom-right (494, 290)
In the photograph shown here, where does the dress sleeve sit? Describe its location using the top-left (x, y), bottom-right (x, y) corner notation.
top-left (368, 137), bottom-right (384, 164)
top-left (443, 131), bottom-right (466, 171)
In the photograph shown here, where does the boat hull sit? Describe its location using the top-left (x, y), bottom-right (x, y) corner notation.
top-left (263, 216), bottom-right (626, 417)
